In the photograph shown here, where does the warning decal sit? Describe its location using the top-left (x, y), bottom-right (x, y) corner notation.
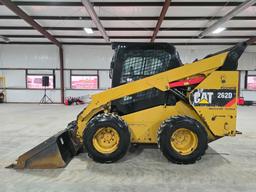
top-left (190, 89), bottom-right (236, 107)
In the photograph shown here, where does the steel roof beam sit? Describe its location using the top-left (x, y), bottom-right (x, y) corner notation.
top-left (0, 42), bottom-right (255, 46)
top-left (151, 0), bottom-right (170, 42)
top-left (1, 1), bottom-right (256, 7)
top-left (2, 35), bottom-right (255, 39)
top-left (1, 15), bottom-right (256, 21)
top-left (198, 0), bottom-right (256, 38)
top-left (0, 0), bottom-right (61, 47)
top-left (1, 26), bottom-right (256, 31)
top-left (82, 0), bottom-right (109, 42)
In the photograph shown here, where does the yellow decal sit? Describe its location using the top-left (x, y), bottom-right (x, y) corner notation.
top-left (199, 99), bottom-right (209, 104)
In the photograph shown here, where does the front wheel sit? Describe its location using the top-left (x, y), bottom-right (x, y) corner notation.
top-left (158, 116), bottom-right (208, 164)
top-left (83, 113), bottom-right (130, 163)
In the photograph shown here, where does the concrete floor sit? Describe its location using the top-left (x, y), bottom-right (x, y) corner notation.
top-left (0, 104), bottom-right (256, 192)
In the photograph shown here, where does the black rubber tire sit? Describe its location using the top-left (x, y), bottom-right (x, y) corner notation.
top-left (83, 113), bottom-right (130, 163)
top-left (158, 116), bottom-right (208, 164)
top-left (66, 120), bottom-right (86, 154)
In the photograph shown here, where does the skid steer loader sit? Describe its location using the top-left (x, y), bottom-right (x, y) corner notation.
top-left (7, 40), bottom-right (252, 169)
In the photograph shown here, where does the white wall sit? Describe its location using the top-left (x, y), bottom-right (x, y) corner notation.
top-left (0, 45), bottom-right (59, 68)
top-left (64, 45), bottom-right (113, 69)
top-left (0, 44), bottom-right (256, 103)
top-left (0, 44), bottom-right (113, 102)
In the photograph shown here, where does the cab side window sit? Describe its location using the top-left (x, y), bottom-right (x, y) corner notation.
top-left (120, 49), bottom-right (172, 84)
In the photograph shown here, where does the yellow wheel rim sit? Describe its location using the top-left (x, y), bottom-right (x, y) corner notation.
top-left (92, 127), bottom-right (120, 154)
top-left (170, 128), bottom-right (198, 156)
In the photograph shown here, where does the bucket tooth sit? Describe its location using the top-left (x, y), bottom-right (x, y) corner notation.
top-left (7, 129), bottom-right (80, 169)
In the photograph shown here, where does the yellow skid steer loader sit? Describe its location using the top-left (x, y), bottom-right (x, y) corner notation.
top-left (7, 40), bottom-right (252, 169)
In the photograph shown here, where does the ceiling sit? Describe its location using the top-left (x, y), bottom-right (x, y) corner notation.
top-left (0, 0), bottom-right (256, 45)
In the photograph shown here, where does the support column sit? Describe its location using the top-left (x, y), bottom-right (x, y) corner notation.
top-left (59, 47), bottom-right (64, 104)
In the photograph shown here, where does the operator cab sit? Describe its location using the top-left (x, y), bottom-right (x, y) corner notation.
top-left (110, 43), bottom-right (183, 115)
top-left (110, 42), bottom-right (182, 87)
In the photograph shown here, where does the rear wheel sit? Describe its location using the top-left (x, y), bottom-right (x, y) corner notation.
top-left (158, 116), bottom-right (208, 164)
top-left (83, 113), bottom-right (130, 163)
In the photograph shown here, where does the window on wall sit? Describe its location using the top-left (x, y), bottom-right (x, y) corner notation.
top-left (71, 75), bottom-right (98, 89)
top-left (247, 76), bottom-right (256, 90)
top-left (27, 75), bottom-right (54, 89)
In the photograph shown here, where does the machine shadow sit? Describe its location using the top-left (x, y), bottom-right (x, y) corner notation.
top-left (11, 146), bottom-right (230, 179)
top-left (76, 146), bottom-right (231, 177)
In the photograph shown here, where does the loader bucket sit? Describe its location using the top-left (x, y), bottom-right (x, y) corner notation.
top-left (6, 129), bottom-right (79, 169)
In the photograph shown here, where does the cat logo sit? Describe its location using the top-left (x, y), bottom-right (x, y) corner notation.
top-left (193, 90), bottom-right (214, 105)
top-left (190, 89), bottom-right (236, 107)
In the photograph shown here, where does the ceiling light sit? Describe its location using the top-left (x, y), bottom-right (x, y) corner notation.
top-left (83, 27), bottom-right (93, 34)
top-left (212, 27), bottom-right (226, 34)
